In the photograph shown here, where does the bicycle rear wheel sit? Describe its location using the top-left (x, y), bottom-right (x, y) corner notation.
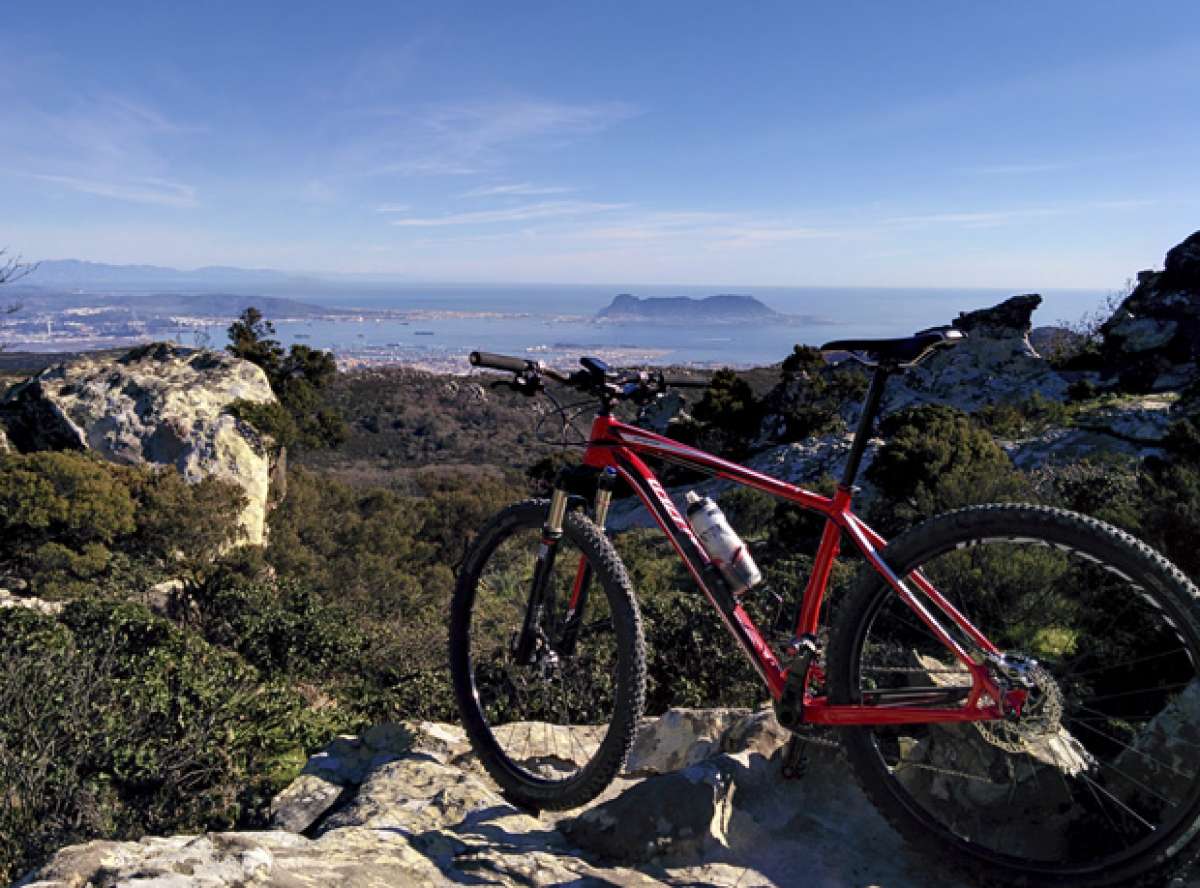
top-left (828, 504), bottom-right (1200, 888)
top-left (449, 499), bottom-right (645, 810)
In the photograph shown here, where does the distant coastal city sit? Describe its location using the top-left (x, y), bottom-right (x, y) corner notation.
top-left (0, 259), bottom-right (1110, 373)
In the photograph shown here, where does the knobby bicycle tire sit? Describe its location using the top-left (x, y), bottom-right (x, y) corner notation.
top-left (828, 503), bottom-right (1200, 888)
top-left (449, 499), bottom-right (646, 810)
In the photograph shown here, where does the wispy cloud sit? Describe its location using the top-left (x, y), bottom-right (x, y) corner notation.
top-left (882, 208), bottom-right (1069, 227)
top-left (368, 159), bottom-right (478, 177)
top-left (0, 86), bottom-right (199, 208)
top-left (343, 98), bottom-right (638, 180)
top-left (386, 200), bottom-right (629, 226)
top-left (419, 99), bottom-right (637, 157)
top-left (458, 182), bottom-right (575, 198)
top-left (375, 203), bottom-right (411, 213)
top-left (962, 161), bottom-right (1074, 176)
top-left (881, 200), bottom-right (1158, 229)
top-left (32, 173), bottom-right (197, 208)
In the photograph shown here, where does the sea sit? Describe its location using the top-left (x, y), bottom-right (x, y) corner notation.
top-left (238, 283), bottom-right (1111, 370)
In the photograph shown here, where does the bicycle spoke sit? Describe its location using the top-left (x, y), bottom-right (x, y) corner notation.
top-left (840, 523), bottom-right (1200, 877)
top-left (1082, 683), bottom-right (1191, 706)
top-left (1077, 771), bottom-right (1157, 834)
top-left (1065, 647), bottom-right (1191, 681)
top-left (1068, 718), bottom-right (1196, 783)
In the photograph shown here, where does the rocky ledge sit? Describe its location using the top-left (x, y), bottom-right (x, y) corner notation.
top-left (20, 708), bottom-right (967, 888)
top-left (26, 707), bottom-right (1200, 887)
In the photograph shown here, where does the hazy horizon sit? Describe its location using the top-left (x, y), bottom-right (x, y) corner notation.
top-left (11, 256), bottom-right (1138, 298)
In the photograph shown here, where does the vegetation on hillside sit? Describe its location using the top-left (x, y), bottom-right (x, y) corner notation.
top-left (6, 301), bottom-right (1200, 881)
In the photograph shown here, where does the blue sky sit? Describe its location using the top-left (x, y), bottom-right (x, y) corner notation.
top-left (2, 1), bottom-right (1197, 287)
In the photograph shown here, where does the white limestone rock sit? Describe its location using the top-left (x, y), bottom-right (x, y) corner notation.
top-left (0, 343), bottom-right (276, 544)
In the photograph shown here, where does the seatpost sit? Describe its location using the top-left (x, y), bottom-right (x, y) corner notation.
top-left (840, 365), bottom-right (890, 489)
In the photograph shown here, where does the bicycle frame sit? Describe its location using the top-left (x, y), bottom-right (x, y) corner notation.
top-left (578, 413), bottom-right (1024, 727)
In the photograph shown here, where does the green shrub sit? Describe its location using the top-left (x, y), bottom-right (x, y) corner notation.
top-left (769, 346), bottom-right (868, 443)
top-left (0, 599), bottom-right (334, 883)
top-left (226, 308), bottom-right (346, 451)
top-left (866, 404), bottom-right (1027, 533)
top-left (974, 392), bottom-right (1070, 438)
top-left (1031, 457), bottom-right (1144, 535)
top-left (1141, 417), bottom-right (1200, 581)
top-left (672, 369), bottom-right (765, 461)
top-left (1066, 378), bottom-right (1099, 403)
top-left (194, 573), bottom-right (366, 679)
top-left (0, 452), bottom-right (243, 598)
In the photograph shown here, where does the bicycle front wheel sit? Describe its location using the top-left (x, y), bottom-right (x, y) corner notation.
top-left (449, 499), bottom-right (645, 811)
top-left (828, 504), bottom-right (1200, 888)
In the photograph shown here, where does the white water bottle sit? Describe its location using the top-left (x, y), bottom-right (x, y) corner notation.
top-left (685, 491), bottom-right (763, 595)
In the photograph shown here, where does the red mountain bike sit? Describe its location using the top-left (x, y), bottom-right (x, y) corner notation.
top-left (449, 328), bottom-right (1200, 887)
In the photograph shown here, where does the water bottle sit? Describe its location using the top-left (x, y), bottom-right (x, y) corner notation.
top-left (685, 491), bottom-right (763, 595)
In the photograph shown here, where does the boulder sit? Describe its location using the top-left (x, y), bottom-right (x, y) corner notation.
top-left (0, 587), bottom-right (63, 616)
top-left (0, 343), bottom-right (276, 544)
top-left (625, 707), bottom-right (750, 775)
top-left (1100, 230), bottom-right (1200, 391)
top-left (883, 294), bottom-right (1069, 414)
top-left (564, 756), bottom-right (738, 863)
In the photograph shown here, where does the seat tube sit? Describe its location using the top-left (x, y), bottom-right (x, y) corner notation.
top-left (841, 366), bottom-right (890, 489)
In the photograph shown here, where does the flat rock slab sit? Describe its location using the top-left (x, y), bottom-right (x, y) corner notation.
top-left (20, 709), bottom-right (1200, 888)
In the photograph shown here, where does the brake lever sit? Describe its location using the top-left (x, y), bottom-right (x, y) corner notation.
top-left (490, 375), bottom-right (543, 397)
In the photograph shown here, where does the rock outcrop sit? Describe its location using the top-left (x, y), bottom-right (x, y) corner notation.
top-left (882, 293), bottom-right (1069, 414)
top-left (598, 293), bottom-right (781, 323)
top-left (1007, 393), bottom-right (1176, 470)
top-left (1101, 230), bottom-right (1200, 392)
top-left (19, 709), bottom-right (972, 888)
top-left (0, 343), bottom-right (276, 544)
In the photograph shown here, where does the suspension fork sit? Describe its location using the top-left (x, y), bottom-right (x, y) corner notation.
top-left (513, 487), bottom-right (570, 665)
top-left (558, 467), bottom-right (617, 656)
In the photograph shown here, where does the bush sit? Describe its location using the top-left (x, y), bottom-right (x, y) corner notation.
top-left (974, 393), bottom-right (1070, 438)
top-left (1031, 457), bottom-right (1144, 535)
top-left (227, 308), bottom-right (346, 451)
top-left (768, 346), bottom-right (868, 443)
top-left (1141, 417), bottom-right (1200, 581)
top-left (672, 369), bottom-right (765, 460)
top-left (866, 404), bottom-right (1027, 533)
top-left (194, 572), bottom-right (366, 680)
top-left (0, 453), bottom-right (243, 598)
top-left (0, 599), bottom-right (334, 883)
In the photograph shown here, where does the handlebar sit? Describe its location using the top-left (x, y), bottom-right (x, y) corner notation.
top-left (659, 374), bottom-right (710, 389)
top-left (469, 351), bottom-right (534, 374)
top-left (467, 350), bottom-right (710, 402)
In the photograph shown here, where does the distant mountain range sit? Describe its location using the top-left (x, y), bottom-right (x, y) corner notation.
top-left (597, 293), bottom-right (783, 323)
top-left (20, 260), bottom-right (315, 290)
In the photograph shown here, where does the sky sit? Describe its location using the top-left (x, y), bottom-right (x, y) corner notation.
top-left (1, 1), bottom-right (1198, 288)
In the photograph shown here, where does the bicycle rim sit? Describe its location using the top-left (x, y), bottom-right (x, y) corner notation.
top-left (462, 515), bottom-right (624, 787)
top-left (841, 513), bottom-right (1200, 882)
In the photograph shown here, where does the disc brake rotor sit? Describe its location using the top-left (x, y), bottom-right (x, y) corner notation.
top-left (976, 662), bottom-right (1064, 754)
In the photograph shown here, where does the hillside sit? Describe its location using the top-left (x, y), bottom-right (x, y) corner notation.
top-left (5, 231), bottom-right (1200, 886)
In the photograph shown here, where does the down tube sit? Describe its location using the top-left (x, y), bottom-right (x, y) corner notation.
top-left (607, 447), bottom-right (787, 698)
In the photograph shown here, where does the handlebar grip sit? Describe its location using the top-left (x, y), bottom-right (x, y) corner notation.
top-left (660, 374), bottom-right (711, 388)
top-left (469, 351), bottom-right (530, 373)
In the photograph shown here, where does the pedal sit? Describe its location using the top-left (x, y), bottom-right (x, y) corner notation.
top-left (780, 734), bottom-right (809, 780)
